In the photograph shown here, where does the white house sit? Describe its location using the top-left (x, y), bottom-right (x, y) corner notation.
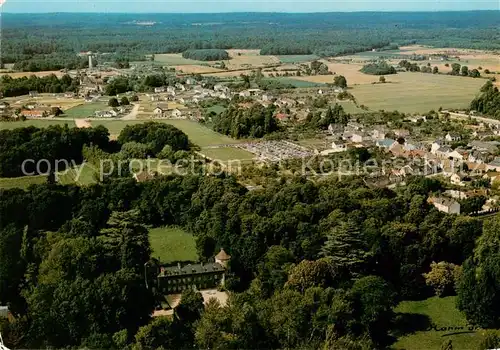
top-left (448, 150), bottom-right (464, 161)
top-left (445, 133), bottom-right (462, 143)
top-left (429, 197), bottom-right (461, 215)
top-left (431, 140), bottom-right (444, 154)
top-left (331, 140), bottom-right (348, 151)
top-left (451, 173), bottom-right (468, 187)
top-left (154, 86), bottom-right (166, 93)
top-left (351, 132), bottom-right (371, 144)
top-left (171, 109), bottom-right (183, 118)
top-left (153, 103), bottom-right (169, 117)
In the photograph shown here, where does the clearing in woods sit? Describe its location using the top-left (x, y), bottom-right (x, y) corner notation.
top-left (149, 226), bottom-right (198, 263)
top-left (392, 296), bottom-right (490, 350)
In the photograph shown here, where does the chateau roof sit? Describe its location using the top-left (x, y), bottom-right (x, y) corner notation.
top-left (215, 248), bottom-right (231, 261)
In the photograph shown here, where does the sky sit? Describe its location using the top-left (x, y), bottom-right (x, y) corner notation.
top-left (1, 0), bottom-right (499, 13)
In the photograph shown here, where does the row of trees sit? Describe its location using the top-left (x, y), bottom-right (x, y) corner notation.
top-left (450, 63), bottom-right (481, 78)
top-left (0, 74), bottom-right (80, 97)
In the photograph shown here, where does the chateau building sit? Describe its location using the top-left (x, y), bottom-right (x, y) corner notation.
top-left (145, 248), bottom-right (231, 294)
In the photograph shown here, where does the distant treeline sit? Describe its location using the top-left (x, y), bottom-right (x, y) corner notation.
top-left (12, 53), bottom-right (89, 72)
top-left (182, 49), bottom-right (229, 61)
top-left (2, 12), bottom-right (499, 67)
top-left (0, 74), bottom-right (80, 97)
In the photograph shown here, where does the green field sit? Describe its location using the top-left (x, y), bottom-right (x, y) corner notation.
top-left (351, 73), bottom-right (485, 113)
top-left (278, 55), bottom-right (320, 63)
top-left (200, 147), bottom-right (255, 162)
top-left (337, 101), bottom-right (368, 114)
top-left (63, 102), bottom-right (109, 118)
top-left (154, 54), bottom-right (207, 66)
top-left (266, 77), bottom-right (326, 88)
top-left (0, 119), bottom-right (75, 130)
top-left (392, 296), bottom-right (489, 350)
top-left (0, 175), bottom-right (47, 190)
top-left (149, 226), bottom-right (198, 263)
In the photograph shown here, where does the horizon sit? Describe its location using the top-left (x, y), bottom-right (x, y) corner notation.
top-left (2, 0), bottom-right (499, 14)
top-left (2, 9), bottom-right (500, 14)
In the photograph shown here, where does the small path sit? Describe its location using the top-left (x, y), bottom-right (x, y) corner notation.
top-left (122, 103), bottom-right (140, 120)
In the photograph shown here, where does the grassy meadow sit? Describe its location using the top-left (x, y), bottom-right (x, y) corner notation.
top-left (278, 55), bottom-right (320, 63)
top-left (63, 102), bottom-right (109, 118)
top-left (392, 296), bottom-right (490, 350)
top-left (154, 53), bottom-right (207, 66)
top-left (351, 73), bottom-right (485, 113)
top-left (266, 77), bottom-right (326, 88)
top-left (0, 119), bottom-right (76, 130)
top-left (149, 226), bottom-right (198, 263)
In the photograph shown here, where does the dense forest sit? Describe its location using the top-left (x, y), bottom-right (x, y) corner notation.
top-left (1, 119), bottom-right (500, 348)
top-left (182, 49), bottom-right (229, 61)
top-left (2, 12), bottom-right (499, 70)
top-left (0, 160), bottom-right (495, 348)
